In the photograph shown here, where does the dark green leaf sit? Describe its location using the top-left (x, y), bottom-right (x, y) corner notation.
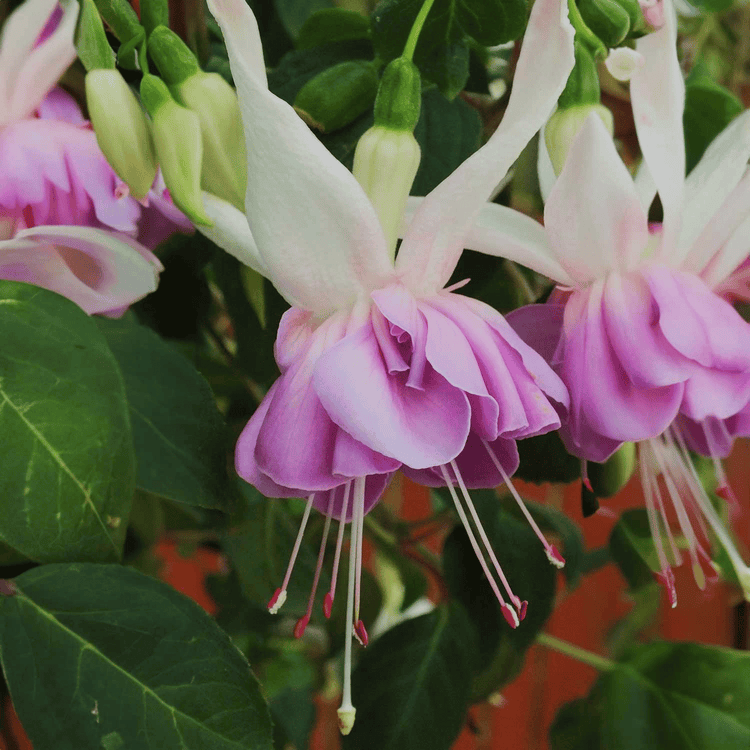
top-left (686, 0), bottom-right (733, 13)
top-left (609, 508), bottom-right (659, 591)
top-left (0, 563), bottom-right (273, 750)
top-left (273, 0), bottom-right (333, 38)
top-left (0, 282), bottom-right (134, 562)
top-left (344, 603), bottom-right (477, 750)
top-left (550, 697), bottom-right (604, 750)
top-left (224, 488), bottom-right (331, 618)
top-left (412, 88), bottom-right (482, 194)
top-left (97, 315), bottom-right (232, 510)
top-left (371, 0), bottom-right (526, 97)
top-left (296, 8), bottom-right (370, 49)
top-left (442, 490), bottom-right (557, 698)
top-left (271, 687), bottom-right (316, 750)
top-left (515, 429), bottom-right (582, 485)
top-left (601, 642), bottom-right (750, 750)
top-left (684, 74), bottom-right (743, 174)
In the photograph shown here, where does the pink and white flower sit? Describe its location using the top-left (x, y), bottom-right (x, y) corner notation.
top-left (206, 0), bottom-right (574, 730)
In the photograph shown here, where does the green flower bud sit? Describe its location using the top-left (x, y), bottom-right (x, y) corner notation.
top-left (140, 75), bottom-right (211, 226)
top-left (616, 0), bottom-right (647, 34)
top-left (174, 71), bottom-right (247, 209)
top-left (545, 103), bottom-right (614, 175)
top-left (578, 0), bottom-right (631, 48)
top-left (294, 61), bottom-right (379, 133)
top-left (85, 69), bottom-right (157, 200)
top-left (147, 26), bottom-right (200, 85)
top-left (353, 125), bottom-right (421, 259)
top-left (588, 442), bottom-right (636, 498)
top-left (558, 41), bottom-right (601, 110)
top-left (374, 57), bottom-right (421, 132)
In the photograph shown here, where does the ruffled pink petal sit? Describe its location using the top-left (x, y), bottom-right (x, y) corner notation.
top-left (314, 322), bottom-right (472, 470)
top-left (646, 265), bottom-right (750, 371)
top-left (311, 474), bottom-right (393, 521)
top-left (681, 368), bottom-right (750, 423)
top-left (36, 86), bottom-right (85, 124)
top-left (505, 303), bottom-right (565, 365)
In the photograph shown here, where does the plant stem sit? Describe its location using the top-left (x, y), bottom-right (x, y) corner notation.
top-left (402, 0), bottom-right (438, 61)
top-left (537, 633), bottom-right (616, 671)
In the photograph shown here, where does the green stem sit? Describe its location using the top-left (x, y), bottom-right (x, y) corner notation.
top-left (537, 633), bottom-right (616, 671)
top-left (566, 0), bottom-right (607, 60)
top-left (402, 0), bottom-right (438, 61)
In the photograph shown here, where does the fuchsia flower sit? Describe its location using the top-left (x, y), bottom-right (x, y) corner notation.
top-left (478, 1), bottom-right (750, 601)
top-left (0, 0), bottom-right (189, 315)
top-left (207, 0), bottom-right (574, 730)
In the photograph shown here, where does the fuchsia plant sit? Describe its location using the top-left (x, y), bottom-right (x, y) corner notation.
top-left (0, 0), bottom-right (188, 315)
top-left (206, 0), bottom-right (578, 730)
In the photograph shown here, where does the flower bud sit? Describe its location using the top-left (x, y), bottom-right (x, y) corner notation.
top-left (578, 0), bottom-right (631, 47)
top-left (588, 442), bottom-right (636, 498)
top-left (352, 126), bottom-right (421, 259)
top-left (294, 61), bottom-right (379, 133)
top-left (545, 104), bottom-right (614, 175)
top-left (140, 75), bottom-right (211, 226)
top-left (558, 42), bottom-right (601, 110)
top-left (373, 57), bottom-right (421, 132)
top-left (85, 69), bottom-right (157, 200)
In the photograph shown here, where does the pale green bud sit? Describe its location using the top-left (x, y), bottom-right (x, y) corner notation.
top-left (353, 125), bottom-right (421, 260)
top-left (545, 104), bottom-right (614, 176)
top-left (86, 69), bottom-right (157, 200)
top-left (174, 72), bottom-right (247, 209)
top-left (374, 57), bottom-right (421, 132)
top-left (588, 442), bottom-right (636, 498)
top-left (140, 75), bottom-right (211, 226)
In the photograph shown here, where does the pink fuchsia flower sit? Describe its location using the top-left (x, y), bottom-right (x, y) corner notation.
top-left (478, 3), bottom-right (750, 601)
top-left (207, 0), bottom-right (573, 730)
top-left (0, 0), bottom-right (188, 314)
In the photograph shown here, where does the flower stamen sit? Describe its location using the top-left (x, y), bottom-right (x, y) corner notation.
top-left (325, 482), bottom-right (351, 618)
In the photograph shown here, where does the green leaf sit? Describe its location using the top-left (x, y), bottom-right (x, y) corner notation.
top-left (515, 430), bottom-right (582, 485)
top-left (273, 0), bottom-right (334, 38)
top-left (441, 490), bottom-right (557, 699)
top-left (601, 642), bottom-right (750, 750)
top-left (686, 0), bottom-right (733, 13)
top-left (296, 8), bottom-right (370, 49)
top-left (609, 508), bottom-right (660, 591)
top-left (412, 89), bottom-right (481, 194)
top-left (0, 282), bottom-right (134, 562)
top-left (371, 0), bottom-right (526, 97)
top-left (97, 315), bottom-right (232, 510)
top-left (0, 563), bottom-right (273, 750)
top-left (224, 488), bottom-right (331, 618)
top-left (550, 697), bottom-right (604, 750)
top-left (344, 603), bottom-right (477, 750)
top-left (75, 0), bottom-right (116, 70)
top-left (684, 75), bottom-right (743, 174)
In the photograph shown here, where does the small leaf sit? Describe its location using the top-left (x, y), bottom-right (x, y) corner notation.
top-left (75, 0), bottom-right (116, 70)
top-left (296, 8), bottom-right (370, 49)
top-left (97, 315), bottom-right (232, 510)
top-left (0, 282), bottom-right (134, 563)
top-left (344, 603), bottom-right (477, 750)
top-left (601, 642), bottom-right (750, 750)
top-left (550, 697), bottom-right (604, 750)
top-left (0, 563), bottom-right (273, 750)
top-left (515, 430), bottom-right (582, 485)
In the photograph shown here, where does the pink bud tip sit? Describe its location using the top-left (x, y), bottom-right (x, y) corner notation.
top-left (294, 614), bottom-right (310, 639)
top-left (546, 545), bottom-right (566, 569)
top-left (501, 603), bottom-right (519, 629)
top-left (323, 592), bottom-right (334, 619)
top-left (583, 478), bottom-right (593, 492)
top-left (518, 600), bottom-right (528, 621)
top-left (354, 620), bottom-right (369, 646)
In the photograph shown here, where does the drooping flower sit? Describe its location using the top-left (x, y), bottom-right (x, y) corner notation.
top-left (459, 0), bottom-right (750, 600)
top-left (0, 0), bottom-right (189, 315)
top-left (206, 0), bottom-right (574, 731)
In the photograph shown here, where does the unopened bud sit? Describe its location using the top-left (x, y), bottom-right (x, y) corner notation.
top-left (140, 75), bottom-right (211, 226)
top-left (295, 61), bottom-right (379, 133)
top-left (545, 104), bottom-right (614, 175)
top-left (352, 125), bottom-right (421, 258)
top-left (578, 0), bottom-right (632, 47)
top-left (86, 69), bottom-right (157, 199)
top-left (175, 72), bottom-right (247, 208)
top-left (587, 442), bottom-right (636, 498)
top-left (147, 26), bottom-right (201, 84)
top-left (374, 57), bottom-right (421, 132)
top-left (558, 42), bottom-right (601, 110)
